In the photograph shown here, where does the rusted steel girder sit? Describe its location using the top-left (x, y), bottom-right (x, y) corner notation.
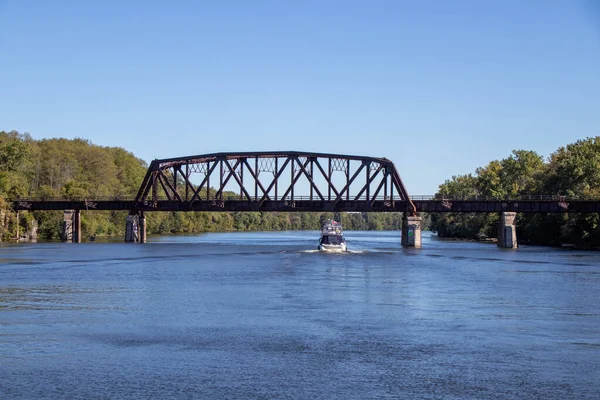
top-left (134, 151), bottom-right (417, 214)
top-left (11, 199), bottom-right (600, 213)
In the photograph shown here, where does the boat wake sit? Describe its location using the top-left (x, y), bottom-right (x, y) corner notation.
top-left (295, 249), bottom-right (368, 254)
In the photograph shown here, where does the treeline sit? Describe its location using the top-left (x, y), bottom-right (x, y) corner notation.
top-left (430, 137), bottom-right (600, 248)
top-left (0, 130), bottom-right (148, 240)
top-left (0, 131), bottom-right (406, 240)
top-left (147, 211), bottom-right (406, 234)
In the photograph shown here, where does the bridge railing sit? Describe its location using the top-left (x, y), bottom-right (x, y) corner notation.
top-left (409, 195), bottom-right (582, 201)
top-left (11, 196), bottom-right (138, 201)
top-left (9, 194), bottom-right (596, 202)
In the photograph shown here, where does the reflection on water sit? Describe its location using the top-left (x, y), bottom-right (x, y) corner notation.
top-left (0, 286), bottom-right (125, 311)
top-left (0, 231), bottom-right (599, 399)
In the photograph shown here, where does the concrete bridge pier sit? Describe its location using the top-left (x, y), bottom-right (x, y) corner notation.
top-left (62, 210), bottom-right (81, 243)
top-left (139, 212), bottom-right (146, 243)
top-left (401, 214), bottom-right (422, 248)
top-left (125, 214), bottom-right (139, 243)
top-left (498, 212), bottom-right (517, 249)
top-left (125, 212), bottom-right (146, 243)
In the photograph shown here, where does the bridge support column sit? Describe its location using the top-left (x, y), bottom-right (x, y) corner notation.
top-left (125, 212), bottom-right (146, 243)
top-left (62, 210), bottom-right (81, 243)
top-left (125, 214), bottom-right (139, 243)
top-left (401, 214), bottom-right (422, 248)
top-left (139, 212), bottom-right (146, 243)
top-left (498, 212), bottom-right (517, 249)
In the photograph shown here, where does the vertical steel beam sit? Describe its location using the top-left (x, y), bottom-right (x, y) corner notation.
top-left (239, 160), bottom-right (244, 200)
top-left (346, 159), bottom-right (350, 201)
top-left (290, 156), bottom-right (294, 202)
top-left (185, 163), bottom-right (189, 201)
top-left (152, 171), bottom-right (158, 203)
top-left (255, 157), bottom-right (259, 201)
top-left (366, 162), bottom-right (371, 201)
top-left (133, 152), bottom-right (416, 212)
top-left (274, 157), bottom-right (278, 201)
top-left (206, 161), bottom-right (210, 200)
top-left (390, 171), bottom-right (394, 202)
top-left (310, 157), bottom-right (314, 201)
top-left (220, 159), bottom-right (224, 201)
top-left (328, 158), bottom-right (332, 201)
top-left (384, 167), bottom-right (388, 200)
top-left (173, 167), bottom-right (178, 199)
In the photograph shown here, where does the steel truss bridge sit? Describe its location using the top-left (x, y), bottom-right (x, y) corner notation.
top-left (11, 151), bottom-right (600, 214)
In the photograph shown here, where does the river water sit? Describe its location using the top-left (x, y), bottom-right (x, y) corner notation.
top-left (1, 231), bottom-right (599, 399)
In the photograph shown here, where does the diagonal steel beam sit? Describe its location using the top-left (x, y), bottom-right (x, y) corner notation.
top-left (158, 168), bottom-right (183, 202)
top-left (151, 171), bottom-right (158, 203)
top-left (369, 172), bottom-right (387, 206)
top-left (353, 165), bottom-right (383, 200)
top-left (135, 160), bottom-right (158, 202)
top-left (156, 173), bottom-right (172, 201)
top-left (294, 157), bottom-right (325, 201)
top-left (134, 153), bottom-right (415, 212)
top-left (313, 158), bottom-right (340, 198)
top-left (242, 158), bottom-right (271, 201)
top-left (175, 164), bottom-right (196, 202)
top-left (280, 157), bottom-right (311, 199)
top-left (190, 161), bottom-right (220, 203)
top-left (390, 164), bottom-right (416, 213)
top-left (259, 157), bottom-right (292, 204)
top-left (224, 159), bottom-right (253, 202)
top-left (334, 162), bottom-right (366, 203)
top-left (214, 159), bottom-right (242, 200)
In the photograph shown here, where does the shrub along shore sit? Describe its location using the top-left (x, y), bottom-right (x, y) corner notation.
top-left (430, 137), bottom-right (600, 248)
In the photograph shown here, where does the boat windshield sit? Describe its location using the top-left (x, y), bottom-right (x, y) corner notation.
top-left (321, 235), bottom-right (344, 245)
top-left (322, 222), bottom-right (343, 235)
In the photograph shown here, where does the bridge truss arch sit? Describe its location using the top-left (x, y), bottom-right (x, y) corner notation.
top-left (135, 151), bottom-right (416, 213)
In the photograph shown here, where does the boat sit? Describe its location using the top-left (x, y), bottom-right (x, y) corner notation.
top-left (318, 219), bottom-right (347, 252)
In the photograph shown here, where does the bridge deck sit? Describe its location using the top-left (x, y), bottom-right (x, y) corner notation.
top-left (11, 198), bottom-right (600, 213)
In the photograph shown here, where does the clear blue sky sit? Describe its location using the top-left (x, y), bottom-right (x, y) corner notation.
top-left (1, 0), bottom-right (599, 194)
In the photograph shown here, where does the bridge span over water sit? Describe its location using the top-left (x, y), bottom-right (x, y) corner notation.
top-left (10, 151), bottom-right (600, 247)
